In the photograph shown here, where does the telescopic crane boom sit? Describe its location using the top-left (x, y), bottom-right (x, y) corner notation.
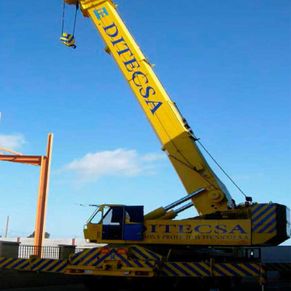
top-left (64, 0), bottom-right (234, 216)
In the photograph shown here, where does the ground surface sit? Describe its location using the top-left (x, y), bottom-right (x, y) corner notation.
top-left (0, 285), bottom-right (87, 291)
top-left (0, 270), bottom-right (290, 290)
top-left (0, 270), bottom-right (83, 290)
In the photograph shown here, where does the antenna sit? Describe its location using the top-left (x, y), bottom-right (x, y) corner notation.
top-left (4, 216), bottom-right (9, 238)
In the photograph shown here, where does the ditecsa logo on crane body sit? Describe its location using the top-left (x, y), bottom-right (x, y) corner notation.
top-left (145, 222), bottom-right (250, 243)
top-left (94, 7), bottom-right (163, 115)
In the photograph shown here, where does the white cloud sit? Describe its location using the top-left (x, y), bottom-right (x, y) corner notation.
top-left (65, 148), bottom-right (165, 180)
top-left (141, 153), bottom-right (165, 162)
top-left (0, 134), bottom-right (25, 150)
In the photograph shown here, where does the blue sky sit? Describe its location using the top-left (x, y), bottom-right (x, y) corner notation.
top-left (0, 1), bottom-right (290, 245)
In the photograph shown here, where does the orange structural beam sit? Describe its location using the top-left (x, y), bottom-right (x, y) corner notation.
top-left (0, 155), bottom-right (42, 166)
top-left (34, 134), bottom-right (53, 256)
top-left (0, 133), bottom-right (53, 257)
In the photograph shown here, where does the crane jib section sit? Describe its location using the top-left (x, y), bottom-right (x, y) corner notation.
top-left (102, 21), bottom-right (162, 115)
top-left (86, 2), bottom-right (186, 146)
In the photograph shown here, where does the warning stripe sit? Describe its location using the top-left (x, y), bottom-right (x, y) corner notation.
top-left (8, 259), bottom-right (30, 270)
top-left (252, 204), bottom-right (276, 234)
top-left (266, 263), bottom-right (291, 272)
top-left (254, 207), bottom-right (275, 228)
top-left (30, 258), bottom-right (48, 270)
top-left (0, 255), bottom-right (264, 279)
top-left (30, 258), bottom-right (67, 273)
top-left (238, 263), bottom-right (259, 276)
top-left (0, 258), bottom-right (15, 269)
top-left (245, 263), bottom-right (261, 274)
top-left (70, 248), bottom-right (100, 265)
top-left (188, 262), bottom-right (210, 277)
top-left (252, 205), bottom-right (275, 227)
top-left (162, 262), bottom-right (210, 277)
top-left (214, 263), bottom-right (261, 277)
top-left (214, 264), bottom-right (232, 276)
top-left (161, 264), bottom-right (178, 276)
top-left (132, 258), bottom-right (143, 268)
top-left (181, 262), bottom-right (206, 277)
top-left (257, 217), bottom-right (276, 234)
top-left (130, 245), bottom-right (161, 261)
top-left (81, 249), bottom-right (103, 266)
top-left (220, 263), bottom-right (240, 276)
top-left (170, 262), bottom-right (189, 277)
top-left (67, 247), bottom-right (156, 271)
top-left (37, 259), bottom-right (59, 272)
top-left (52, 260), bottom-right (68, 273)
top-left (0, 258), bottom-right (29, 271)
top-left (46, 259), bottom-right (64, 272)
top-left (115, 252), bottom-right (133, 267)
top-left (69, 246), bottom-right (161, 270)
top-left (253, 208), bottom-right (276, 232)
top-left (0, 257), bottom-right (67, 273)
top-left (93, 250), bottom-right (115, 267)
top-left (14, 260), bottom-right (30, 270)
top-left (232, 264), bottom-right (253, 276)
top-left (161, 262), bottom-right (261, 278)
top-left (252, 204), bottom-right (269, 220)
top-left (0, 257), bottom-right (6, 264)
top-left (131, 259), bottom-right (155, 268)
top-left (212, 265), bottom-right (225, 276)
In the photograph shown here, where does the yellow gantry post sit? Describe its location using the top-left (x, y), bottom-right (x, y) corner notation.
top-left (0, 133), bottom-right (53, 257)
top-left (67, 0), bottom-right (234, 215)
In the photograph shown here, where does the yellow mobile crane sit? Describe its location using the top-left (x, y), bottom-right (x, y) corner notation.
top-left (0, 2), bottom-right (290, 288)
top-left (61, 0), bottom-right (290, 249)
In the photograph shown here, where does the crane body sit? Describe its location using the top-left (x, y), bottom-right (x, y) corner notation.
top-left (84, 202), bottom-right (289, 247)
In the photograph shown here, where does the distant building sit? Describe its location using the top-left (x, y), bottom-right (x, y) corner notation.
top-left (0, 237), bottom-right (101, 248)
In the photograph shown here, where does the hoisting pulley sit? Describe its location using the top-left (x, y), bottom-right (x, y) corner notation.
top-left (60, 1), bottom-right (79, 49)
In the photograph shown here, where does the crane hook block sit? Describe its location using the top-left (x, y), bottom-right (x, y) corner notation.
top-left (60, 33), bottom-right (77, 49)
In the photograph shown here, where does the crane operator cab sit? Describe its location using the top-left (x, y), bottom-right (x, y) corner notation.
top-left (84, 205), bottom-right (144, 242)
